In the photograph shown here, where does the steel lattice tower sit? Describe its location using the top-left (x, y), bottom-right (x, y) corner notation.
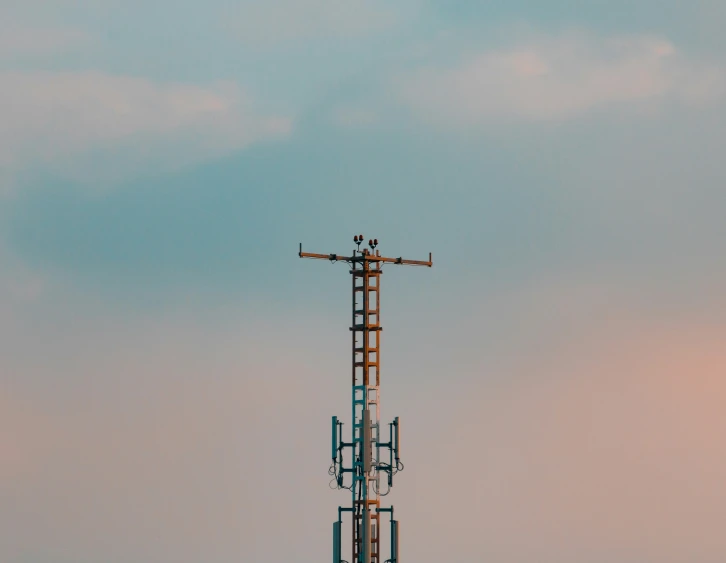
top-left (299, 236), bottom-right (432, 563)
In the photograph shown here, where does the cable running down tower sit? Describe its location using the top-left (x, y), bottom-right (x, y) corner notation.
top-left (299, 236), bottom-right (432, 563)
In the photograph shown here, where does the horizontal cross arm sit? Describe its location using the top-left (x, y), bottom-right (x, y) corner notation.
top-left (298, 244), bottom-right (433, 267)
top-left (298, 243), bottom-right (353, 262)
top-left (376, 253), bottom-right (432, 267)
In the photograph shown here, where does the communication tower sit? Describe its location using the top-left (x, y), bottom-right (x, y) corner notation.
top-left (299, 236), bottom-right (432, 563)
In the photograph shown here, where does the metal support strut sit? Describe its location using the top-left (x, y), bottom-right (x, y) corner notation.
top-left (300, 236), bottom-right (431, 563)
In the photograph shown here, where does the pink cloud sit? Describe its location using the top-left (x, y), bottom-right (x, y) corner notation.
top-left (398, 33), bottom-right (726, 126)
top-left (397, 291), bottom-right (726, 562)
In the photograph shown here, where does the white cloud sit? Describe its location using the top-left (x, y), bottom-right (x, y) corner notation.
top-left (227, 0), bottom-right (394, 45)
top-left (397, 33), bottom-right (726, 126)
top-left (0, 71), bottom-right (291, 186)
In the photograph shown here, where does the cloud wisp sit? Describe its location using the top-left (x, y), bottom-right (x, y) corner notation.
top-left (0, 71), bottom-right (291, 187)
top-left (397, 32), bottom-right (726, 126)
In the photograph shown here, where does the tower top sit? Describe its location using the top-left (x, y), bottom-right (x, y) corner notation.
top-left (299, 238), bottom-right (432, 267)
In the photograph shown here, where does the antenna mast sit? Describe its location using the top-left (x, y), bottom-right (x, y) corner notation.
top-left (299, 235), bottom-right (432, 563)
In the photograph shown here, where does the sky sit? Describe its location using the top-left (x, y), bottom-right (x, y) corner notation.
top-left (1, 1), bottom-right (725, 562)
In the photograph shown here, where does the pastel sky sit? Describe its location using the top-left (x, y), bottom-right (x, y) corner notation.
top-left (1, 2), bottom-right (725, 562)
